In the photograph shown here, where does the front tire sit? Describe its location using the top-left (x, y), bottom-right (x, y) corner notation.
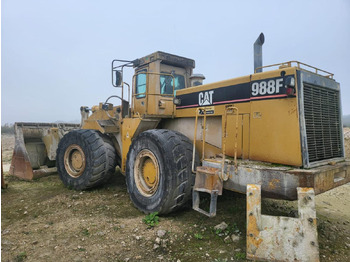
top-left (56, 129), bottom-right (117, 190)
top-left (126, 129), bottom-right (195, 214)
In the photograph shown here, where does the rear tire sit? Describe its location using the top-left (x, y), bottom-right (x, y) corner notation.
top-left (56, 129), bottom-right (117, 190)
top-left (126, 129), bottom-right (195, 214)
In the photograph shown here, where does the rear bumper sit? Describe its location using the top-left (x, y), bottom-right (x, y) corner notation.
top-left (288, 160), bottom-right (350, 197)
top-left (203, 159), bottom-right (350, 200)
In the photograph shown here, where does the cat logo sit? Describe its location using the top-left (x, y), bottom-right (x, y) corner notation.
top-left (198, 90), bottom-right (214, 106)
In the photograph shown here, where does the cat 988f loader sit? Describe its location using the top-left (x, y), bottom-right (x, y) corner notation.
top-left (10, 33), bottom-right (350, 262)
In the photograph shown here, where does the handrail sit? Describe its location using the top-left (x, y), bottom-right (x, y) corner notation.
top-left (255, 61), bottom-right (334, 79)
top-left (192, 106), bottom-right (239, 181)
top-left (221, 106), bottom-right (239, 180)
top-left (192, 107), bottom-right (207, 173)
top-left (104, 95), bottom-right (123, 120)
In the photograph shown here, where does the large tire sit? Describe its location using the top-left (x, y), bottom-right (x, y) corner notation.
top-left (56, 129), bottom-right (117, 190)
top-left (126, 129), bottom-right (195, 214)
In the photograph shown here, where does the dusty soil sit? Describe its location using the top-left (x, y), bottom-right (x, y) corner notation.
top-left (1, 131), bottom-right (350, 262)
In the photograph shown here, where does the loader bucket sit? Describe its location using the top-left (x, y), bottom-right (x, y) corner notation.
top-left (9, 122), bottom-right (79, 180)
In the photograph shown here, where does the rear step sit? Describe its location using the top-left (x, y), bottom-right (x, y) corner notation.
top-left (192, 166), bottom-right (223, 217)
top-left (10, 122), bottom-right (79, 180)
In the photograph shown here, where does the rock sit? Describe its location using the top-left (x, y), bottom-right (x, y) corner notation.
top-left (224, 236), bottom-right (231, 243)
top-left (24, 211), bottom-right (28, 215)
top-left (121, 241), bottom-right (126, 246)
top-left (120, 224), bottom-right (126, 229)
top-left (214, 222), bottom-right (228, 231)
top-left (135, 236), bottom-right (142, 240)
top-left (135, 255), bottom-right (141, 259)
top-left (157, 229), bottom-right (166, 238)
top-left (124, 258), bottom-right (130, 262)
top-left (219, 250), bottom-right (226, 254)
top-left (235, 248), bottom-right (241, 252)
top-left (231, 234), bottom-right (240, 242)
top-left (96, 231), bottom-right (105, 236)
top-left (161, 239), bottom-right (168, 248)
top-left (153, 244), bottom-right (160, 250)
top-left (2, 240), bottom-right (13, 246)
top-left (2, 229), bottom-right (10, 235)
top-left (155, 237), bottom-right (161, 244)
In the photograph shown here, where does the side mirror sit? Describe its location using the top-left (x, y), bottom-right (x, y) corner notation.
top-left (113, 70), bottom-right (123, 87)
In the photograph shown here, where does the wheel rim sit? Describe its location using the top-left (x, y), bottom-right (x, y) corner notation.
top-left (64, 144), bottom-right (86, 178)
top-left (134, 149), bottom-right (159, 197)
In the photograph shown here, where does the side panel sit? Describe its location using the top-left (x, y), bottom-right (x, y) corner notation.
top-left (175, 68), bottom-right (302, 166)
top-left (249, 98), bottom-right (302, 166)
top-left (249, 69), bottom-right (302, 166)
top-left (224, 114), bottom-right (250, 159)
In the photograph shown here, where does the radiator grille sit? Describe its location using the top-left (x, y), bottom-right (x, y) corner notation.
top-left (303, 84), bottom-right (343, 162)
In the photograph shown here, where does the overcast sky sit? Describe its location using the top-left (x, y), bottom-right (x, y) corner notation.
top-left (2, 0), bottom-right (350, 124)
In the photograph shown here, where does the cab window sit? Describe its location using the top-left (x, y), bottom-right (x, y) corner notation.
top-left (136, 70), bottom-right (147, 98)
top-left (160, 73), bottom-right (185, 95)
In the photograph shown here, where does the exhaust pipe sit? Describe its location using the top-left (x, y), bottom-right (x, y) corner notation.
top-left (254, 33), bottom-right (265, 73)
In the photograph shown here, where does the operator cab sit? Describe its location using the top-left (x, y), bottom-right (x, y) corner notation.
top-left (132, 51), bottom-right (195, 118)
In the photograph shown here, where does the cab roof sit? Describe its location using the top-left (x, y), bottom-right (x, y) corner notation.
top-left (134, 51), bottom-right (195, 69)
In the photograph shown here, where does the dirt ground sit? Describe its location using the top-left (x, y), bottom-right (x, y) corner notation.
top-left (1, 131), bottom-right (350, 262)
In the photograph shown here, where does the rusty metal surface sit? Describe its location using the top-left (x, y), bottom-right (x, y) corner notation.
top-left (9, 124), bottom-right (35, 180)
top-left (192, 166), bottom-right (223, 217)
top-left (10, 122), bottom-right (79, 180)
top-left (203, 159), bottom-right (350, 200)
top-left (193, 166), bottom-right (223, 195)
top-left (246, 184), bottom-right (319, 262)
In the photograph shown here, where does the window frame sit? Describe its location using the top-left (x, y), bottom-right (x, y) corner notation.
top-left (135, 69), bottom-right (147, 99)
top-left (159, 72), bottom-right (186, 95)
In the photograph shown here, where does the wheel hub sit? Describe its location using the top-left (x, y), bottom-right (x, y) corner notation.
top-left (64, 144), bottom-right (86, 178)
top-left (134, 149), bottom-right (159, 197)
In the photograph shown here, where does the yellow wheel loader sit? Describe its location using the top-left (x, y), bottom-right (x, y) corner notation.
top-left (10, 33), bottom-right (350, 261)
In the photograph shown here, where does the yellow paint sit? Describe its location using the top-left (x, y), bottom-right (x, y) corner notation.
top-left (121, 118), bottom-right (142, 172)
top-left (82, 103), bottom-right (120, 133)
top-left (249, 69), bottom-right (301, 166)
top-left (83, 55), bottom-right (303, 168)
top-left (175, 67), bottom-right (301, 166)
top-left (247, 185), bottom-right (263, 252)
top-left (71, 151), bottom-right (83, 170)
top-left (132, 62), bottom-right (191, 118)
top-left (142, 158), bottom-right (157, 187)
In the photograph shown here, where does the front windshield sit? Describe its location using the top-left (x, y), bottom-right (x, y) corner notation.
top-left (160, 74), bottom-right (185, 95)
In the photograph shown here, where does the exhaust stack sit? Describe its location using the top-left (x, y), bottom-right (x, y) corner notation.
top-left (254, 33), bottom-right (265, 73)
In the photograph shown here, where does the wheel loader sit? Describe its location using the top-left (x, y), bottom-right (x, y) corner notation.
top-left (9, 33), bottom-right (350, 261)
